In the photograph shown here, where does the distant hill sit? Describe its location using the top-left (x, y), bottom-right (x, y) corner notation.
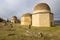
top-left (54, 20), bottom-right (60, 25)
top-left (0, 17), bottom-right (6, 22)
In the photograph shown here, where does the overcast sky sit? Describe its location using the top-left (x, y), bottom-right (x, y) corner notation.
top-left (0, 0), bottom-right (60, 20)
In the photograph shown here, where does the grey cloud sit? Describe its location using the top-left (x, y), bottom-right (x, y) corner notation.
top-left (0, 0), bottom-right (60, 20)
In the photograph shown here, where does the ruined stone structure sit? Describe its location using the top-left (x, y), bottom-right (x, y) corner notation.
top-left (21, 13), bottom-right (32, 25)
top-left (11, 16), bottom-right (18, 23)
top-left (32, 3), bottom-right (54, 27)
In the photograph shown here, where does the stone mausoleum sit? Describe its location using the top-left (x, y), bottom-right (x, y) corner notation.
top-left (11, 16), bottom-right (18, 23)
top-left (32, 3), bottom-right (54, 27)
top-left (21, 13), bottom-right (32, 25)
top-left (20, 3), bottom-right (54, 27)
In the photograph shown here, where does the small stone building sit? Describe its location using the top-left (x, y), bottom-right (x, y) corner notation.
top-left (32, 3), bottom-right (54, 27)
top-left (11, 16), bottom-right (18, 23)
top-left (21, 13), bottom-right (32, 25)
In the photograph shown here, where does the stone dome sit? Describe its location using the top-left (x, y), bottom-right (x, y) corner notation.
top-left (22, 13), bottom-right (32, 17)
top-left (34, 3), bottom-right (51, 13)
top-left (11, 16), bottom-right (17, 20)
top-left (12, 16), bottom-right (17, 18)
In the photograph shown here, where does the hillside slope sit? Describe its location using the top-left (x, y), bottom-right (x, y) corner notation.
top-left (0, 23), bottom-right (60, 40)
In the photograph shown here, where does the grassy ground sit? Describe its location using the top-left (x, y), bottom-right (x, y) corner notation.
top-left (0, 23), bottom-right (60, 40)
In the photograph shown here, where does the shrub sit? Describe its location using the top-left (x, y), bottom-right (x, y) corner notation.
top-left (0, 18), bottom-right (6, 22)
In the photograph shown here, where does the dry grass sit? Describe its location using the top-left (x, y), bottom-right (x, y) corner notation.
top-left (0, 23), bottom-right (60, 40)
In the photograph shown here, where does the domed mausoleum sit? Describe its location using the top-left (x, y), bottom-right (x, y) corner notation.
top-left (21, 13), bottom-right (32, 25)
top-left (11, 16), bottom-right (18, 23)
top-left (32, 3), bottom-right (54, 27)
